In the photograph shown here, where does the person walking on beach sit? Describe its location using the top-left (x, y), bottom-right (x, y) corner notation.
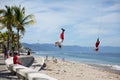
top-left (8, 50), bottom-right (12, 57)
top-left (55, 28), bottom-right (65, 48)
top-left (27, 50), bottom-right (30, 55)
top-left (13, 52), bottom-right (22, 65)
top-left (3, 46), bottom-right (8, 59)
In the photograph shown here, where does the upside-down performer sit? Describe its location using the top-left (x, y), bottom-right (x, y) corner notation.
top-left (95, 38), bottom-right (100, 51)
top-left (55, 28), bottom-right (65, 48)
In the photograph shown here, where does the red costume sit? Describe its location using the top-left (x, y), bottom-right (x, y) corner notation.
top-left (95, 41), bottom-right (100, 48)
top-left (13, 55), bottom-right (22, 65)
top-left (55, 28), bottom-right (65, 48)
top-left (60, 32), bottom-right (64, 40)
top-left (95, 38), bottom-right (100, 51)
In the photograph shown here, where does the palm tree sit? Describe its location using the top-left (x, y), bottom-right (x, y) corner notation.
top-left (0, 5), bottom-right (14, 51)
top-left (0, 32), bottom-right (4, 52)
top-left (0, 32), bottom-right (8, 52)
top-left (0, 5), bottom-right (35, 54)
top-left (13, 5), bottom-right (34, 53)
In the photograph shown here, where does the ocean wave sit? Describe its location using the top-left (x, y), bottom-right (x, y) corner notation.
top-left (111, 65), bottom-right (120, 70)
top-left (88, 63), bottom-right (120, 74)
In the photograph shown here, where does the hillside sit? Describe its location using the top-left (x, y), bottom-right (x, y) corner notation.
top-left (22, 43), bottom-right (120, 53)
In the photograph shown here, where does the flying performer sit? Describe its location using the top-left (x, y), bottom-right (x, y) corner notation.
top-left (95, 38), bottom-right (100, 51)
top-left (55, 28), bottom-right (65, 48)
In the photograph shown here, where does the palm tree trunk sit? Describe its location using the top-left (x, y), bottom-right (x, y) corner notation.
top-left (17, 29), bottom-right (20, 55)
top-left (7, 31), bottom-right (10, 53)
top-left (11, 31), bottom-right (14, 56)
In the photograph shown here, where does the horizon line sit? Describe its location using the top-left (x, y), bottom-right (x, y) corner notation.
top-left (22, 42), bottom-right (120, 47)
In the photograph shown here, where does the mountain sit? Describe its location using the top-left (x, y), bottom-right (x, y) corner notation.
top-left (22, 43), bottom-right (120, 53)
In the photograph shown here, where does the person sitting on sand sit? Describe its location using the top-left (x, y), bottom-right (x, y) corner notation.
top-left (45, 55), bottom-right (48, 61)
top-left (53, 58), bottom-right (57, 63)
top-left (13, 52), bottom-right (22, 65)
top-left (55, 28), bottom-right (65, 48)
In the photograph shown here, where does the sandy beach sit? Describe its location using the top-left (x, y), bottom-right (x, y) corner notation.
top-left (0, 53), bottom-right (120, 80)
top-left (40, 57), bottom-right (120, 80)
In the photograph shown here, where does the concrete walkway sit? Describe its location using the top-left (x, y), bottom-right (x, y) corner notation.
top-left (0, 54), bottom-right (19, 80)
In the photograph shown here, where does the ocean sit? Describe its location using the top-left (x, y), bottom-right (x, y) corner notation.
top-left (33, 51), bottom-right (120, 73)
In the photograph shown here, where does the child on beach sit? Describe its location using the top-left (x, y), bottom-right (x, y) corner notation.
top-left (55, 28), bottom-right (65, 48)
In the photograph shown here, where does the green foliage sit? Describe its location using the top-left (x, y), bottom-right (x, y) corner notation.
top-left (0, 5), bottom-right (35, 52)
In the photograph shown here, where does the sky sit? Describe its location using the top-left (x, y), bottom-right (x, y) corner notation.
top-left (0, 0), bottom-right (120, 47)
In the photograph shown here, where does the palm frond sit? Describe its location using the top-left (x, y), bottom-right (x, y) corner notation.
top-left (20, 28), bottom-right (25, 35)
top-left (0, 26), bottom-right (5, 30)
top-left (0, 9), bottom-right (6, 14)
top-left (23, 20), bottom-right (35, 25)
top-left (22, 14), bottom-right (34, 24)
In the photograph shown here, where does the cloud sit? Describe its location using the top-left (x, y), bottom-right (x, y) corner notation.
top-left (103, 3), bottom-right (120, 11)
top-left (92, 13), bottom-right (120, 23)
top-left (1, 0), bottom-right (120, 46)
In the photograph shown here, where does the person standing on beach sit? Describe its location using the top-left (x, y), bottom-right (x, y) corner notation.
top-left (3, 46), bottom-right (8, 59)
top-left (8, 50), bottom-right (12, 57)
top-left (27, 50), bottom-right (30, 55)
top-left (55, 28), bottom-right (65, 48)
